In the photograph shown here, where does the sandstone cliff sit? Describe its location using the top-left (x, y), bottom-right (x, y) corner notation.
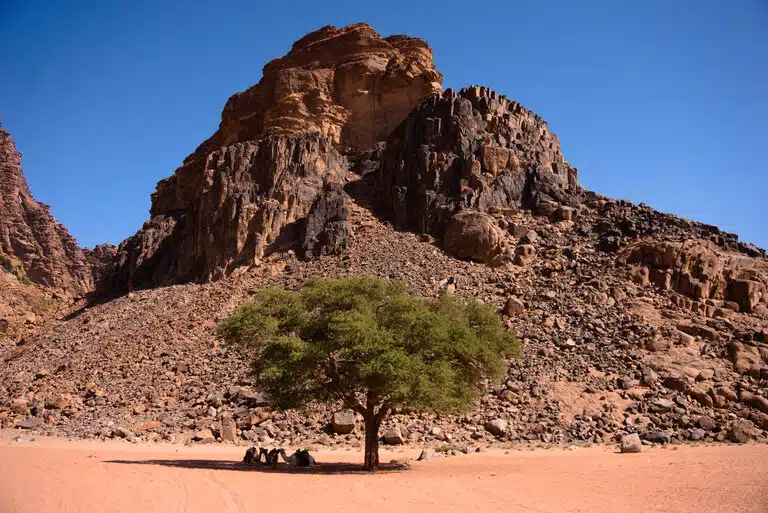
top-left (108, 23), bottom-right (442, 291)
top-left (374, 86), bottom-right (579, 233)
top-left (194, 23), bottom-right (442, 156)
top-left (0, 126), bottom-right (98, 295)
top-left (108, 134), bottom-right (348, 289)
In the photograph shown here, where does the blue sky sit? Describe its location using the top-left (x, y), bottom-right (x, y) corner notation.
top-left (1, 0), bottom-right (766, 249)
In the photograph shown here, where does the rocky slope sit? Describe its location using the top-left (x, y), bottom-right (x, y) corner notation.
top-left (2, 190), bottom-right (766, 448)
top-left (1, 23), bottom-right (766, 450)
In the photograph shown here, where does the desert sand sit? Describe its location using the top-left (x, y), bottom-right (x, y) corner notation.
top-left (1, 433), bottom-right (766, 513)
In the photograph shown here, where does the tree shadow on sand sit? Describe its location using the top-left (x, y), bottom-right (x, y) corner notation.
top-left (105, 459), bottom-right (410, 475)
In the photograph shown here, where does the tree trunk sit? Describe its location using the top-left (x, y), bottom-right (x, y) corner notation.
top-left (363, 416), bottom-right (379, 471)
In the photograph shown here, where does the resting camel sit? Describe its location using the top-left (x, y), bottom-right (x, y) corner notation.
top-left (242, 447), bottom-right (315, 468)
top-left (242, 447), bottom-right (271, 465)
top-left (279, 448), bottom-right (316, 467)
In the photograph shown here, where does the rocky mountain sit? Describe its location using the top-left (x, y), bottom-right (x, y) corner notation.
top-left (0, 126), bottom-right (110, 296)
top-left (106, 23), bottom-right (441, 291)
top-left (1, 23), bottom-right (766, 449)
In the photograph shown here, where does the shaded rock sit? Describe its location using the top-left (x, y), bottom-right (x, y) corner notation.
top-left (642, 430), bottom-right (670, 444)
top-left (689, 428), bottom-right (706, 441)
top-left (299, 182), bottom-right (350, 258)
top-left (697, 416), bottom-right (716, 431)
top-left (331, 411), bottom-right (356, 434)
top-left (728, 420), bottom-right (756, 443)
top-left (373, 85), bottom-right (579, 240)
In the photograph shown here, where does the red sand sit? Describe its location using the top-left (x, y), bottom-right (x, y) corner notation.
top-left (1, 434), bottom-right (766, 513)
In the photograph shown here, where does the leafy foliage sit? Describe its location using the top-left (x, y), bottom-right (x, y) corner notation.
top-left (217, 276), bottom-right (521, 414)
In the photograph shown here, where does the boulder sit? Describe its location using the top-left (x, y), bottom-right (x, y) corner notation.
top-left (641, 367), bottom-right (659, 387)
top-left (728, 420), bottom-right (756, 443)
top-left (219, 417), bottom-right (237, 443)
top-left (642, 430), bottom-right (670, 444)
top-left (484, 419), bottom-right (508, 437)
top-left (443, 212), bottom-right (505, 264)
top-left (650, 398), bottom-right (675, 414)
top-left (514, 244), bottom-right (537, 266)
top-left (11, 398), bottom-right (29, 414)
top-left (689, 428), bottom-right (706, 441)
top-left (696, 415), bottom-right (716, 431)
top-left (18, 418), bottom-right (44, 430)
top-left (383, 428), bottom-right (405, 445)
top-left (620, 433), bottom-right (642, 453)
top-left (503, 297), bottom-right (525, 317)
top-left (193, 428), bottom-right (215, 443)
top-left (113, 426), bottom-right (132, 438)
top-left (331, 411), bottom-right (356, 434)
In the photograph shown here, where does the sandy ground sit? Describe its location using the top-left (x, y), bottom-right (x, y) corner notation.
top-left (1, 433), bottom-right (767, 513)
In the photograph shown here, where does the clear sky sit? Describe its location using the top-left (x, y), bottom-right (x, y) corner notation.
top-left (1, 0), bottom-right (766, 249)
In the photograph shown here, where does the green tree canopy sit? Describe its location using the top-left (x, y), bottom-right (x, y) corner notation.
top-left (217, 276), bottom-right (520, 470)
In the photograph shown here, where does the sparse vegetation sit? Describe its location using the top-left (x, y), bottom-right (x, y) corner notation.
top-left (1, 254), bottom-right (33, 285)
top-left (217, 276), bottom-right (520, 470)
top-left (434, 443), bottom-right (460, 453)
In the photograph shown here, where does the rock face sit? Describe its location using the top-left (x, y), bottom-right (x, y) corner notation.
top-left (0, 126), bottom-right (99, 295)
top-left (619, 240), bottom-right (768, 313)
top-left (108, 23), bottom-right (441, 290)
top-left (195, 23), bottom-right (442, 155)
top-left (373, 85), bottom-right (579, 239)
top-left (299, 181), bottom-right (351, 259)
top-left (108, 134), bottom-right (348, 290)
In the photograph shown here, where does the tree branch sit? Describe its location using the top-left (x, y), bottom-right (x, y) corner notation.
top-left (326, 353), bottom-right (366, 415)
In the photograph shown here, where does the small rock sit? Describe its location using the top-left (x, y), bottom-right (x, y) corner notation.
top-left (641, 367), bottom-right (658, 387)
top-left (11, 398), bottom-right (29, 414)
top-left (650, 399), bottom-right (675, 414)
top-left (113, 426), bottom-right (132, 438)
top-left (503, 297), bottom-right (525, 317)
top-left (417, 449), bottom-right (440, 461)
top-left (689, 428), bottom-right (706, 441)
top-left (18, 418), bottom-right (44, 429)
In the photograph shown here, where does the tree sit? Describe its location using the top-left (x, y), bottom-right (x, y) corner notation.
top-left (217, 276), bottom-right (521, 470)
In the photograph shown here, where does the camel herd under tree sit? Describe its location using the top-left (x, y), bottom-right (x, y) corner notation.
top-left (242, 447), bottom-right (316, 468)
